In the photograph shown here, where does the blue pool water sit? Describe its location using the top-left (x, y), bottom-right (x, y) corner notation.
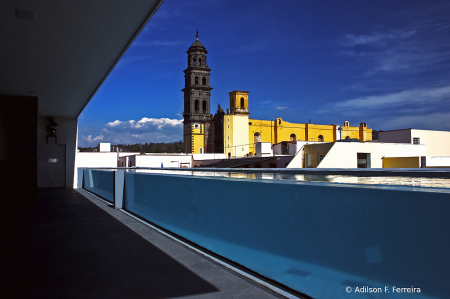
top-left (134, 168), bottom-right (450, 188)
top-left (123, 171), bottom-right (449, 299)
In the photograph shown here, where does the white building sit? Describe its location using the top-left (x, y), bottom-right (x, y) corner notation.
top-left (378, 129), bottom-right (450, 156)
top-left (120, 154), bottom-right (192, 168)
top-left (97, 143), bottom-right (111, 152)
top-left (287, 141), bottom-right (426, 168)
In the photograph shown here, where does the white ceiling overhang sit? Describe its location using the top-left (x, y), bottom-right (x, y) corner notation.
top-left (0, 0), bottom-right (164, 118)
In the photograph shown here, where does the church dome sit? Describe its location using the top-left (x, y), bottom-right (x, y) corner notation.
top-left (190, 40), bottom-right (204, 48)
top-left (189, 30), bottom-right (205, 49)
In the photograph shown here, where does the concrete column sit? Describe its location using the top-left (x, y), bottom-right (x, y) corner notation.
top-left (114, 170), bottom-right (125, 209)
top-left (76, 168), bottom-right (83, 188)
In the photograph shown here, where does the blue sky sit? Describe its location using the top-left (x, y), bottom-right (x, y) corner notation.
top-left (78, 0), bottom-right (450, 147)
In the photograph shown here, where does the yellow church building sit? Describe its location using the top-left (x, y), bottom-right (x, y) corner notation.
top-left (182, 33), bottom-right (372, 156)
top-left (220, 91), bottom-right (372, 157)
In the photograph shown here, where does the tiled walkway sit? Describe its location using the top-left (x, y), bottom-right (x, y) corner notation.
top-left (16, 188), bottom-right (289, 299)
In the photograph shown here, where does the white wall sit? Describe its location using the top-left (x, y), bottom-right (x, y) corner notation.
top-left (335, 125), bottom-right (341, 141)
top-left (136, 154), bottom-right (192, 168)
top-left (192, 153), bottom-right (225, 160)
top-left (98, 143), bottom-right (111, 152)
top-left (255, 142), bottom-right (273, 157)
top-left (38, 116), bottom-right (78, 188)
top-left (411, 129), bottom-right (450, 156)
top-left (316, 142), bottom-right (426, 168)
top-left (74, 152), bottom-right (118, 187)
top-left (286, 146), bottom-right (305, 168)
top-left (117, 154), bottom-right (194, 168)
top-left (424, 156), bottom-right (450, 167)
top-left (76, 152), bottom-right (118, 168)
top-left (378, 129), bottom-right (450, 156)
top-left (232, 114), bottom-right (249, 157)
top-left (286, 141), bottom-right (328, 168)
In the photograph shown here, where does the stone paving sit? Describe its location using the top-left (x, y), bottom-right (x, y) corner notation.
top-left (17, 188), bottom-right (290, 299)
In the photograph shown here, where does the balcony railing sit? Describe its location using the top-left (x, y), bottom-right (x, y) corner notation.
top-left (78, 167), bottom-right (450, 299)
top-left (83, 169), bottom-right (115, 202)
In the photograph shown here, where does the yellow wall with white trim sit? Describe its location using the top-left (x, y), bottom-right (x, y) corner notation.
top-left (187, 123), bottom-right (204, 154)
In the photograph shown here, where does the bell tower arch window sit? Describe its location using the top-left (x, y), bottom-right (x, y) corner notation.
top-left (192, 57), bottom-right (196, 66)
top-left (195, 76), bottom-right (199, 85)
top-left (202, 77), bottom-right (206, 86)
top-left (199, 58), bottom-right (202, 66)
top-left (290, 134), bottom-right (296, 142)
top-left (202, 100), bottom-right (207, 112)
top-left (318, 135), bottom-right (324, 142)
top-left (240, 97), bottom-right (245, 108)
top-left (195, 100), bottom-right (199, 111)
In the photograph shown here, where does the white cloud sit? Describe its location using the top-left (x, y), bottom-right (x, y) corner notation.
top-left (320, 83), bottom-right (450, 131)
top-left (276, 106), bottom-right (288, 110)
top-left (339, 27), bottom-right (450, 74)
top-left (341, 30), bottom-right (416, 47)
top-left (332, 84), bottom-right (450, 110)
top-left (107, 120), bottom-right (122, 127)
top-left (81, 117), bottom-right (184, 147)
top-left (374, 112), bottom-right (450, 131)
top-left (82, 134), bottom-right (104, 143)
top-left (105, 117), bottom-right (183, 132)
top-left (360, 44), bottom-right (450, 75)
top-left (435, 23), bottom-right (450, 32)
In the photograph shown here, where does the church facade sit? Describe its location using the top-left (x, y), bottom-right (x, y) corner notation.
top-left (182, 34), bottom-right (372, 156)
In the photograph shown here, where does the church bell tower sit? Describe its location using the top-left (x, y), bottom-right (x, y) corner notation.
top-left (182, 30), bottom-right (213, 154)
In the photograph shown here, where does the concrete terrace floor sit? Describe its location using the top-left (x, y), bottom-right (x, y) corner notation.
top-left (13, 188), bottom-right (289, 299)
